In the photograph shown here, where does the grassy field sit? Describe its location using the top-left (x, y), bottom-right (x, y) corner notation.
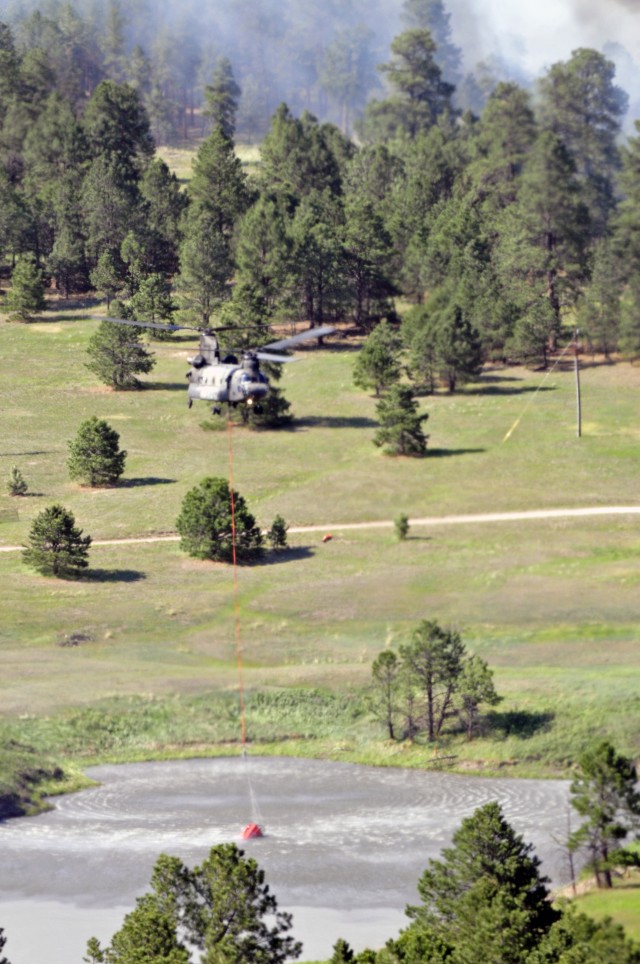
top-left (573, 871), bottom-right (640, 942)
top-left (1, 306), bottom-right (640, 783)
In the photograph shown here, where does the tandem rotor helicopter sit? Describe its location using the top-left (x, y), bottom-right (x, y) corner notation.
top-left (96, 317), bottom-right (336, 414)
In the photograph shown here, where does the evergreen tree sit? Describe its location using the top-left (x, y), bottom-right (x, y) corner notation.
top-left (469, 82), bottom-right (538, 213)
top-left (234, 194), bottom-right (293, 322)
top-left (369, 650), bottom-right (401, 740)
top-left (67, 417), bottom-right (127, 487)
top-left (175, 210), bottom-right (232, 328)
top-left (5, 255), bottom-right (45, 321)
top-left (101, 0), bottom-right (126, 82)
top-left (188, 126), bottom-right (251, 234)
top-left (82, 156), bottom-right (141, 267)
top-left (87, 893), bottom-right (189, 964)
top-left (400, 0), bottom-right (463, 88)
top-left (267, 515), bottom-right (289, 550)
top-left (538, 48), bottom-right (628, 239)
top-left (374, 384), bottom-right (428, 457)
top-left (434, 299), bottom-right (483, 392)
top-left (578, 237), bottom-right (622, 357)
top-left (531, 905), bottom-right (640, 963)
top-left (406, 801), bottom-right (560, 962)
top-left (620, 274), bottom-right (640, 362)
top-left (83, 79), bottom-right (155, 181)
top-left (242, 385), bottom-right (293, 430)
top-left (495, 132), bottom-right (590, 365)
top-left (138, 157), bottom-right (186, 276)
top-left (403, 287), bottom-right (484, 391)
top-left (353, 320), bottom-right (403, 396)
top-left (260, 104), bottom-right (344, 199)
top-left (204, 56), bottom-right (241, 140)
top-left (319, 26), bottom-right (376, 136)
top-left (90, 251), bottom-right (123, 309)
top-left (143, 846), bottom-right (302, 963)
top-left (128, 274), bottom-right (176, 326)
top-left (176, 477), bottom-right (263, 564)
top-left (329, 937), bottom-right (355, 963)
top-left (395, 513), bottom-right (410, 541)
top-left (569, 740), bottom-right (640, 888)
top-left (342, 196), bottom-right (396, 328)
top-left (359, 28), bottom-right (454, 142)
top-left (457, 655), bottom-right (501, 741)
top-left (86, 319), bottom-right (155, 389)
top-left (613, 119), bottom-right (640, 283)
top-left (23, 504), bottom-right (91, 578)
top-left (399, 620), bottom-right (465, 741)
top-left (288, 189), bottom-right (347, 327)
top-left (6, 465), bottom-right (28, 496)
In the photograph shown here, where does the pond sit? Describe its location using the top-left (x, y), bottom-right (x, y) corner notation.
top-left (1, 756), bottom-right (571, 962)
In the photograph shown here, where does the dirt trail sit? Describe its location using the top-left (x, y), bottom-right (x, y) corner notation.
top-left (1, 505), bottom-right (639, 552)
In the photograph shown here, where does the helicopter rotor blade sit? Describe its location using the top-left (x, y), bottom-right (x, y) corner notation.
top-left (255, 351), bottom-right (301, 363)
top-left (260, 325), bottom-right (336, 352)
top-left (89, 316), bottom-right (265, 335)
top-left (90, 316), bottom-right (188, 332)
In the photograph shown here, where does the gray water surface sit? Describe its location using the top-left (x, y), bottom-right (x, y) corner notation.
top-left (1, 757), bottom-right (571, 962)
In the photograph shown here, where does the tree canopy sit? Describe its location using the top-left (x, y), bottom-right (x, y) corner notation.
top-left (176, 477), bottom-right (264, 563)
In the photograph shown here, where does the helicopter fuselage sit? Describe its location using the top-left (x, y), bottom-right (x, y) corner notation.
top-left (187, 356), bottom-right (269, 407)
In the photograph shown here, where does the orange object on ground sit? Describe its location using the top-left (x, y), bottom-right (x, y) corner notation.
top-left (322, 534), bottom-right (333, 543)
top-left (241, 823), bottom-right (264, 839)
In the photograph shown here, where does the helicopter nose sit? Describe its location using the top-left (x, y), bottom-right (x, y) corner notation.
top-left (245, 383), bottom-right (268, 399)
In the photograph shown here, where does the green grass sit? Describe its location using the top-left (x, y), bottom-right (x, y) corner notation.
top-left (1, 307), bottom-right (640, 800)
top-left (156, 141), bottom-right (260, 185)
top-left (573, 872), bottom-right (640, 941)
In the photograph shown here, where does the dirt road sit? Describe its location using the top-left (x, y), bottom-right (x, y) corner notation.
top-left (1, 505), bottom-right (639, 552)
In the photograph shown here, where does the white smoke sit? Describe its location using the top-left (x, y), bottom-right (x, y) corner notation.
top-left (447, 0), bottom-right (640, 76)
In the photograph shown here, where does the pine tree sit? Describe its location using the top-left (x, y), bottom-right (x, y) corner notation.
top-left (620, 274), bottom-right (640, 362)
top-left (353, 321), bottom-right (402, 397)
top-left (204, 56), bottom-right (241, 141)
top-left (399, 620), bottom-right (465, 741)
top-left (240, 385), bottom-right (294, 430)
top-left (457, 655), bottom-right (501, 741)
top-left (495, 132), bottom-right (590, 362)
top-left (175, 210), bottom-right (232, 327)
top-left (143, 845), bottom-right (302, 963)
top-left (5, 255), bottom-right (45, 322)
top-left (6, 465), bottom-right (28, 496)
top-left (538, 48), bottom-right (627, 239)
top-left (86, 319), bottom-right (155, 389)
top-left (267, 515), bottom-right (289, 551)
top-left (23, 504), bottom-right (91, 578)
top-left (569, 741), bottom-right (640, 888)
top-left (374, 384), bottom-right (428, 456)
top-left (90, 250), bottom-right (123, 308)
top-left (87, 894), bottom-right (189, 964)
top-left (394, 513), bottom-right (410, 541)
top-left (176, 477), bottom-right (263, 563)
top-left (359, 28), bottom-right (455, 142)
top-left (67, 417), bottom-right (127, 487)
top-left (406, 801), bottom-right (560, 962)
top-left (369, 650), bottom-right (401, 740)
top-left (578, 237), bottom-right (622, 357)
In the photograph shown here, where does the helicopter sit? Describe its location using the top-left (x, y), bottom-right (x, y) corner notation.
top-left (97, 317), bottom-right (336, 413)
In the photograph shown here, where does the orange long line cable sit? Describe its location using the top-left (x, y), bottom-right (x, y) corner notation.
top-left (227, 416), bottom-right (247, 749)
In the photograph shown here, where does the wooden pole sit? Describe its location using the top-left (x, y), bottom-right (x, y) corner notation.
top-left (574, 328), bottom-right (581, 438)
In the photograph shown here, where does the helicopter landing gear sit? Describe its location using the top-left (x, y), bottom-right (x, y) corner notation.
top-left (188, 399), bottom-right (192, 409)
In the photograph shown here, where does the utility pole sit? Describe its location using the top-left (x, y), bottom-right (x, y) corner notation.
top-left (574, 328), bottom-right (581, 438)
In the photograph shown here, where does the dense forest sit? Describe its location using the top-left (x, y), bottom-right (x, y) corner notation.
top-left (2, 0), bottom-right (640, 375)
